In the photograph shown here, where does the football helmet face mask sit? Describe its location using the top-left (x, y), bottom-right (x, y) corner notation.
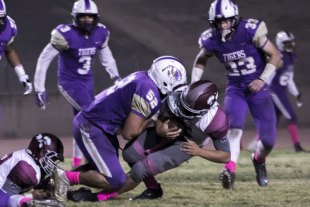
top-left (177, 80), bottom-right (219, 119)
top-left (276, 31), bottom-right (296, 52)
top-left (148, 56), bottom-right (187, 95)
top-left (72, 0), bottom-right (99, 33)
top-left (209, 0), bottom-right (239, 42)
top-left (27, 133), bottom-right (64, 179)
top-left (0, 0), bottom-right (7, 33)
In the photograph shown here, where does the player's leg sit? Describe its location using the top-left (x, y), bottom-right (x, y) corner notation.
top-left (55, 114), bottom-right (125, 202)
top-left (58, 83), bottom-right (94, 168)
top-left (271, 91), bottom-right (307, 152)
top-left (123, 138), bottom-right (191, 199)
top-left (250, 87), bottom-right (276, 186)
top-left (221, 88), bottom-right (248, 189)
top-left (0, 189), bottom-right (10, 207)
top-left (122, 128), bottom-right (168, 199)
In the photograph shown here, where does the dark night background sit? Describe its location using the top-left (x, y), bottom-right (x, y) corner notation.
top-left (1, 0), bottom-right (309, 137)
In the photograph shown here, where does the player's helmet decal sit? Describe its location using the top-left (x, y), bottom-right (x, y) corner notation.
top-left (148, 56), bottom-right (187, 95)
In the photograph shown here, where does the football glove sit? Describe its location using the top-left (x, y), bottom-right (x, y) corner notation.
top-left (22, 79), bottom-right (33, 95)
top-left (36, 92), bottom-right (49, 110)
top-left (296, 93), bottom-right (303, 107)
top-left (14, 65), bottom-right (33, 95)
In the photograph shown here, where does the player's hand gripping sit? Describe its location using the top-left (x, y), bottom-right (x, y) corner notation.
top-left (156, 119), bottom-right (183, 140)
top-left (181, 139), bottom-right (202, 156)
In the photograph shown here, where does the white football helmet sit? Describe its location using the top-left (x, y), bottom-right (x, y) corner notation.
top-left (148, 56), bottom-right (187, 95)
top-left (0, 0), bottom-right (6, 17)
top-left (275, 31), bottom-right (295, 52)
top-left (0, 0), bottom-right (7, 33)
top-left (209, 0), bottom-right (239, 41)
top-left (71, 0), bottom-right (99, 32)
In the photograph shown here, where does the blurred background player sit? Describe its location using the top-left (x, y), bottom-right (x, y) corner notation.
top-left (0, 133), bottom-right (65, 207)
top-left (247, 31), bottom-right (307, 153)
top-left (51, 56), bottom-right (187, 202)
top-left (190, 0), bottom-right (281, 189)
top-left (268, 31), bottom-right (306, 152)
top-left (67, 80), bottom-right (231, 202)
top-left (0, 0), bottom-right (32, 95)
top-left (33, 0), bottom-right (120, 168)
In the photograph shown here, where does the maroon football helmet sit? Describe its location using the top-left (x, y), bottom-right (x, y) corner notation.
top-left (178, 80), bottom-right (219, 119)
top-left (27, 133), bottom-right (64, 178)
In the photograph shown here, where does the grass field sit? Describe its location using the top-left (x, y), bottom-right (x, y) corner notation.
top-left (60, 149), bottom-right (310, 207)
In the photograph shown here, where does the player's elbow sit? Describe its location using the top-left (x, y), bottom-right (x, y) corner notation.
top-left (120, 129), bottom-right (141, 141)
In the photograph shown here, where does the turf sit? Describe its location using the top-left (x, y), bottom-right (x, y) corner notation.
top-left (61, 149), bottom-right (310, 207)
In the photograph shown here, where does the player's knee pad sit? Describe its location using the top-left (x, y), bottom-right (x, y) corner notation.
top-left (122, 144), bottom-right (145, 165)
top-left (129, 161), bottom-right (155, 183)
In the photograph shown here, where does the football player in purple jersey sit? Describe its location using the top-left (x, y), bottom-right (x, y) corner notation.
top-left (66, 80), bottom-right (231, 202)
top-left (271, 31), bottom-right (307, 152)
top-left (33, 0), bottom-right (121, 168)
top-left (0, 0), bottom-right (32, 95)
top-left (0, 133), bottom-right (65, 207)
top-left (190, 0), bottom-right (282, 189)
top-left (50, 56), bottom-right (187, 202)
top-left (249, 31), bottom-right (307, 153)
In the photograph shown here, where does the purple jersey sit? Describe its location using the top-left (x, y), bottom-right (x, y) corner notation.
top-left (0, 150), bottom-right (41, 195)
top-left (270, 51), bottom-right (297, 89)
top-left (82, 71), bottom-right (161, 135)
top-left (0, 16), bottom-right (17, 59)
top-left (54, 23), bottom-right (109, 84)
top-left (199, 18), bottom-right (267, 86)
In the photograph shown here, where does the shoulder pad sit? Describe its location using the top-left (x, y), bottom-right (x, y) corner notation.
top-left (97, 23), bottom-right (107, 29)
top-left (198, 29), bottom-right (213, 47)
top-left (51, 29), bottom-right (69, 50)
top-left (254, 21), bottom-right (268, 38)
top-left (253, 21), bottom-right (268, 48)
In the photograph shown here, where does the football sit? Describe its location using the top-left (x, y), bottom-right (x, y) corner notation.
top-left (167, 118), bottom-right (185, 130)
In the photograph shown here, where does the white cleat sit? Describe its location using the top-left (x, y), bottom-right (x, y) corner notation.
top-left (53, 167), bottom-right (70, 202)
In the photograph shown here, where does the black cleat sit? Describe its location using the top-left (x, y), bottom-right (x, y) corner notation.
top-left (219, 169), bottom-right (235, 190)
top-left (252, 153), bottom-right (268, 186)
top-left (294, 143), bottom-right (309, 153)
top-left (130, 185), bottom-right (163, 200)
top-left (67, 187), bottom-right (98, 202)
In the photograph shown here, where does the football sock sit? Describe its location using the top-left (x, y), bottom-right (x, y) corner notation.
top-left (254, 153), bottom-right (266, 164)
top-left (97, 192), bottom-right (118, 201)
top-left (65, 171), bottom-right (80, 185)
top-left (143, 176), bottom-right (161, 189)
top-left (72, 157), bottom-right (82, 167)
top-left (288, 123), bottom-right (299, 144)
top-left (224, 161), bottom-right (236, 172)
